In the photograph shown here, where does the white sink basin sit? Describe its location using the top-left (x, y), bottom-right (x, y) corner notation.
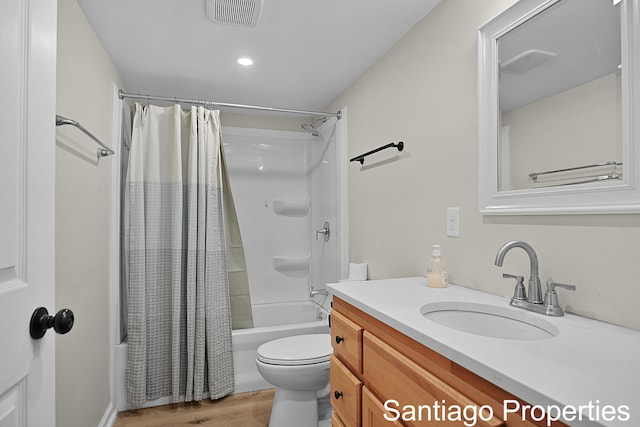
top-left (420, 302), bottom-right (558, 340)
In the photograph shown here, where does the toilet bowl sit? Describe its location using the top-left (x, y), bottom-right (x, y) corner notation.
top-left (256, 334), bottom-right (333, 427)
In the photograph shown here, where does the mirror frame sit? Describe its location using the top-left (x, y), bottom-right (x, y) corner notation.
top-left (478, 0), bottom-right (640, 214)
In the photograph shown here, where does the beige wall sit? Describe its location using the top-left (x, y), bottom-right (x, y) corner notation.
top-left (56, 0), bottom-right (124, 425)
top-left (503, 73), bottom-right (621, 189)
top-left (327, 0), bottom-right (640, 330)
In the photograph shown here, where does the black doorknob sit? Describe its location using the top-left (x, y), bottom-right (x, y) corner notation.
top-left (30, 307), bottom-right (74, 339)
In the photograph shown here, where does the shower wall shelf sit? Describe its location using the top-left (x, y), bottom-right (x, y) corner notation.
top-left (350, 141), bottom-right (404, 165)
top-left (273, 256), bottom-right (310, 277)
top-left (55, 115), bottom-right (115, 158)
top-left (272, 199), bottom-right (310, 217)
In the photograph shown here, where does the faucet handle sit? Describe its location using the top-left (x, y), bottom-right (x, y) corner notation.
top-left (502, 273), bottom-right (526, 301)
top-left (546, 281), bottom-right (576, 292)
top-left (544, 280), bottom-right (576, 313)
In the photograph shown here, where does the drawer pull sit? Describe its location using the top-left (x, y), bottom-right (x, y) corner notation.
top-left (335, 335), bottom-right (344, 344)
top-left (334, 391), bottom-right (344, 399)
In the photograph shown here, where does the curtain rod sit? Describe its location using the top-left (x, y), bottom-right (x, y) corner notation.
top-left (118, 90), bottom-right (341, 119)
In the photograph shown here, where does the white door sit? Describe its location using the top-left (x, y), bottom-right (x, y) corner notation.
top-left (0, 0), bottom-right (57, 425)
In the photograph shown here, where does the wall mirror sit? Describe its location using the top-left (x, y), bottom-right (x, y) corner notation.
top-left (478, 0), bottom-right (640, 214)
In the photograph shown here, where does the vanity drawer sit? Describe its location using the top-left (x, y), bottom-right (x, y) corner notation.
top-left (363, 331), bottom-right (504, 427)
top-left (330, 354), bottom-right (362, 427)
top-left (331, 309), bottom-right (363, 374)
top-left (362, 386), bottom-right (404, 427)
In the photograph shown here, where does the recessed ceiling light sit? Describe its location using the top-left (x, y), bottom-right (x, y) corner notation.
top-left (237, 57), bottom-right (254, 66)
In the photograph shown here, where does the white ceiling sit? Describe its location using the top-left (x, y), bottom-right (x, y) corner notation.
top-left (76, 0), bottom-right (441, 115)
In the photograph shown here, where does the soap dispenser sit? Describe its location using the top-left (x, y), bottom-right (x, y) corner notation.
top-left (427, 245), bottom-right (448, 288)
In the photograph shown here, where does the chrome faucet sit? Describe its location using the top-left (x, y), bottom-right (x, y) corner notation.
top-left (495, 240), bottom-right (575, 316)
top-left (495, 240), bottom-right (542, 303)
top-left (310, 287), bottom-right (329, 297)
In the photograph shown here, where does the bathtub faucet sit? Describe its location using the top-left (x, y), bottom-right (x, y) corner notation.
top-left (310, 287), bottom-right (329, 297)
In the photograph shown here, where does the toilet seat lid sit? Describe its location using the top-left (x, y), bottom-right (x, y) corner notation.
top-left (257, 334), bottom-right (332, 366)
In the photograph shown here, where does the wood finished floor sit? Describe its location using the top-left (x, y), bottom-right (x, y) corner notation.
top-left (113, 389), bottom-right (275, 427)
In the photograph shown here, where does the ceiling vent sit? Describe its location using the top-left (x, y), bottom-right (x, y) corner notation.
top-left (205, 0), bottom-right (263, 28)
top-left (501, 49), bottom-right (557, 75)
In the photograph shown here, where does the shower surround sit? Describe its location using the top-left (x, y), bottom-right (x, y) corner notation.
top-left (222, 122), bottom-right (344, 306)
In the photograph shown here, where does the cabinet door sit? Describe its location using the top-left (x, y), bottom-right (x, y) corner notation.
top-left (331, 309), bottom-right (363, 374)
top-left (364, 332), bottom-right (504, 427)
top-left (363, 387), bottom-right (404, 427)
top-left (331, 355), bottom-right (362, 427)
top-left (332, 411), bottom-right (349, 427)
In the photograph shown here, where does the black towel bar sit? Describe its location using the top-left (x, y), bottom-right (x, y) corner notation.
top-left (350, 141), bottom-right (404, 165)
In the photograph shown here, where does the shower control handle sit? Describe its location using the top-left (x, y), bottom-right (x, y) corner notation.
top-left (316, 221), bottom-right (330, 242)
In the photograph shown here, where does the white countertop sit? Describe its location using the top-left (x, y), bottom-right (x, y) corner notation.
top-left (326, 277), bottom-right (640, 427)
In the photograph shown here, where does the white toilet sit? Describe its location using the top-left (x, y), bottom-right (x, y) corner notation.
top-left (256, 334), bottom-right (333, 427)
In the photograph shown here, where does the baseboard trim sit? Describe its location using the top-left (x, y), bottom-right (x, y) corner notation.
top-left (98, 402), bottom-right (118, 427)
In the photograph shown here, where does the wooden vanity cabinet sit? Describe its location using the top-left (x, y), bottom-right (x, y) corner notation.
top-left (362, 387), bottom-right (404, 427)
top-left (330, 297), bottom-right (567, 427)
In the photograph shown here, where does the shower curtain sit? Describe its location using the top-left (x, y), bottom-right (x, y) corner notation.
top-left (124, 103), bottom-right (253, 406)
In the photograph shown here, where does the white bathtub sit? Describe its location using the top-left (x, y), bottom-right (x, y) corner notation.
top-left (115, 300), bottom-right (330, 410)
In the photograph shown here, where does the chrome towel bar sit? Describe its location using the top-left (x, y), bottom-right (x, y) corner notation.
top-left (534, 174), bottom-right (621, 188)
top-left (56, 115), bottom-right (114, 158)
top-left (529, 161), bottom-right (621, 181)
